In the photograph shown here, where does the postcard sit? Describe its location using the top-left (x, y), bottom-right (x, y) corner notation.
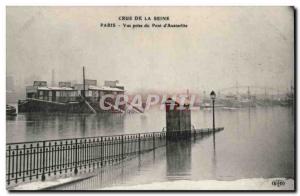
top-left (6, 6), bottom-right (295, 191)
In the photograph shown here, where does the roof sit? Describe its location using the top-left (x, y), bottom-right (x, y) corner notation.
top-left (88, 85), bottom-right (125, 92)
top-left (37, 86), bottom-right (75, 91)
top-left (36, 85), bottom-right (125, 92)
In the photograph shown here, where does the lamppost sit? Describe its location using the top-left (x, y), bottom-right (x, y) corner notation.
top-left (210, 90), bottom-right (216, 131)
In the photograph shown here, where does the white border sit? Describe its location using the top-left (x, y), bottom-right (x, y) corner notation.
top-left (1, 1), bottom-right (298, 195)
top-left (0, 0), bottom-right (297, 6)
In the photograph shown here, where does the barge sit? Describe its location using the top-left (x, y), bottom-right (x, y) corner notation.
top-left (18, 68), bottom-right (126, 114)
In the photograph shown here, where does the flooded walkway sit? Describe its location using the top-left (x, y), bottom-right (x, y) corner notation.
top-left (7, 107), bottom-right (294, 189)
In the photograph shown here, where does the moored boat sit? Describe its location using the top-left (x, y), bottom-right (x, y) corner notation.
top-left (18, 68), bottom-right (126, 114)
top-left (18, 80), bottom-right (126, 114)
top-left (6, 104), bottom-right (17, 116)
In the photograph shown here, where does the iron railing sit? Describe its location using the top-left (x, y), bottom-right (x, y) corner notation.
top-left (6, 132), bottom-right (166, 186)
top-left (6, 128), bottom-right (223, 186)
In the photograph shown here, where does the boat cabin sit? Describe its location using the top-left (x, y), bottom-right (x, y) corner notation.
top-left (26, 80), bottom-right (125, 103)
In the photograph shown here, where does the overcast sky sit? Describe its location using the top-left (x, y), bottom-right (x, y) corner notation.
top-left (6, 6), bottom-right (294, 93)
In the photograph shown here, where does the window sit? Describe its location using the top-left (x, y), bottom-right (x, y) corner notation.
top-left (69, 91), bottom-right (77, 97)
top-left (92, 91), bottom-right (99, 97)
top-left (86, 90), bottom-right (92, 97)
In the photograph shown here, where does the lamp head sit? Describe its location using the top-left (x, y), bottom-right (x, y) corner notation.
top-left (210, 90), bottom-right (216, 100)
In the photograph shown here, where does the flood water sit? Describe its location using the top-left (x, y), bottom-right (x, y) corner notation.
top-left (6, 106), bottom-right (294, 189)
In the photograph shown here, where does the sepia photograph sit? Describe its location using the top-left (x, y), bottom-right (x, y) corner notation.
top-left (5, 6), bottom-right (295, 191)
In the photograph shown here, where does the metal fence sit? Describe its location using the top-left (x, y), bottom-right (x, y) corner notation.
top-left (6, 128), bottom-right (223, 186)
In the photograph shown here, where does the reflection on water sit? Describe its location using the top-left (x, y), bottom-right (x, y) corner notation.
top-left (51, 132), bottom-right (224, 190)
top-left (212, 132), bottom-right (217, 179)
top-left (50, 147), bottom-right (167, 190)
top-left (166, 140), bottom-right (191, 180)
top-left (7, 110), bottom-right (166, 143)
top-left (6, 106), bottom-right (294, 189)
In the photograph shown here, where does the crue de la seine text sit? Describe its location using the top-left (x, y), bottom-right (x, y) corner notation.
top-left (99, 16), bottom-right (188, 29)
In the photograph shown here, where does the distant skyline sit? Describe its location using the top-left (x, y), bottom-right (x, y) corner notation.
top-left (7, 7), bottom-right (294, 93)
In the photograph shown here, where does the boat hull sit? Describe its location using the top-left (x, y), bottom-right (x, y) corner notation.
top-left (6, 105), bottom-right (17, 116)
top-left (18, 99), bottom-right (125, 114)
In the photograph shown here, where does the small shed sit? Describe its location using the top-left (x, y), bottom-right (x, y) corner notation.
top-left (165, 97), bottom-right (191, 133)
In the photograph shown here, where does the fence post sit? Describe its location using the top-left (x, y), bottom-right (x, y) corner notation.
top-left (23, 144), bottom-right (26, 181)
top-left (13, 149), bottom-right (16, 183)
top-left (74, 139), bottom-right (78, 174)
top-left (121, 135), bottom-right (124, 160)
top-left (138, 133), bottom-right (141, 154)
top-left (41, 141), bottom-right (46, 181)
top-left (7, 145), bottom-right (11, 185)
top-left (153, 133), bottom-right (155, 149)
top-left (101, 137), bottom-right (103, 167)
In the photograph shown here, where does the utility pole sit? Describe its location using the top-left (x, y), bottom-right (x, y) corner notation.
top-left (83, 66), bottom-right (86, 98)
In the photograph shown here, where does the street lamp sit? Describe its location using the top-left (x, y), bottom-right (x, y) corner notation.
top-left (210, 90), bottom-right (216, 131)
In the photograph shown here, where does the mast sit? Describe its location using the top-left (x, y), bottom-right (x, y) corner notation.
top-left (247, 86), bottom-right (250, 99)
top-left (51, 69), bottom-right (55, 86)
top-left (236, 81), bottom-right (239, 97)
top-left (264, 87), bottom-right (267, 99)
top-left (83, 66), bottom-right (86, 98)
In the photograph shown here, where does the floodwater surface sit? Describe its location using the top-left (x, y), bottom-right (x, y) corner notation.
top-left (6, 106), bottom-right (294, 189)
